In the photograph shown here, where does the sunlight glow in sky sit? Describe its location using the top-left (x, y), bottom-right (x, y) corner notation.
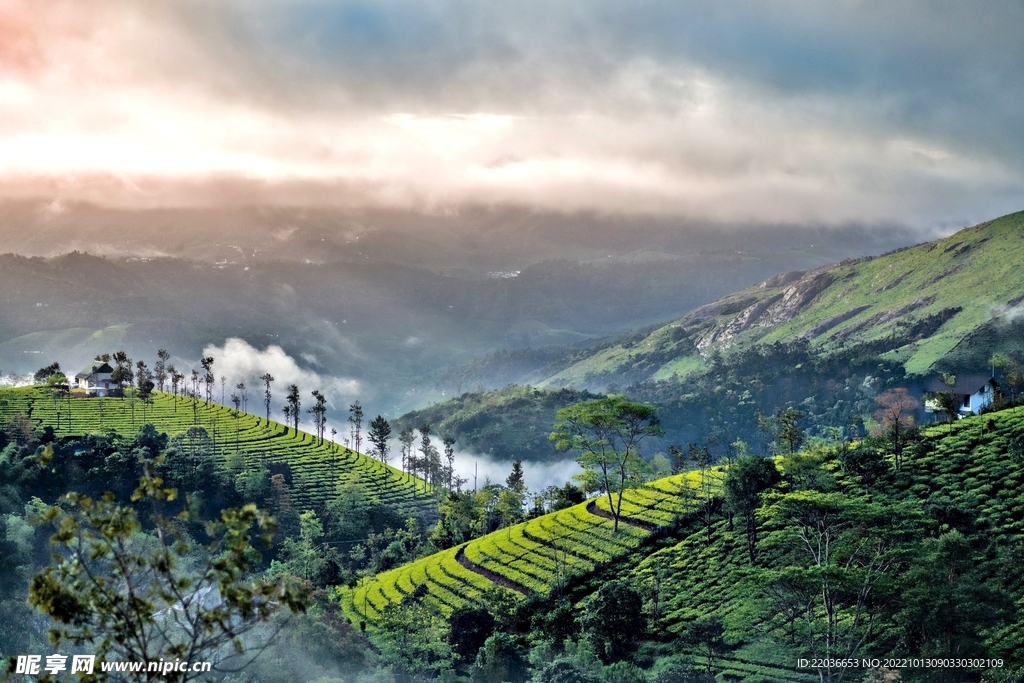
top-left (1, 0), bottom-right (1022, 228)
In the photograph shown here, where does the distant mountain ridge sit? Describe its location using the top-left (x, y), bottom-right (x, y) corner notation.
top-left (535, 210), bottom-right (1024, 389)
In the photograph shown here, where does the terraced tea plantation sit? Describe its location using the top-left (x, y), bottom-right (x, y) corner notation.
top-left (0, 387), bottom-right (434, 516)
top-left (338, 473), bottom-right (698, 625)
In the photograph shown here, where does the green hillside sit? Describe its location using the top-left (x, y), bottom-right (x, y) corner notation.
top-left (336, 473), bottom-right (696, 626)
top-left (622, 407), bottom-right (1024, 676)
top-left (342, 404), bottom-right (1024, 681)
top-left (0, 387), bottom-right (434, 516)
top-left (540, 210), bottom-right (1024, 387)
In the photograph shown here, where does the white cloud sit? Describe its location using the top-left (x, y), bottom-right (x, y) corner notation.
top-left (200, 338), bottom-right (360, 408)
top-left (448, 450), bottom-right (582, 493)
top-left (1, 0), bottom-right (1022, 228)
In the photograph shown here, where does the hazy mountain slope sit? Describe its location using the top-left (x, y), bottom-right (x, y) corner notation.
top-left (392, 385), bottom-right (602, 462)
top-left (538, 210), bottom-right (1024, 389)
top-left (0, 241), bottom-right (889, 419)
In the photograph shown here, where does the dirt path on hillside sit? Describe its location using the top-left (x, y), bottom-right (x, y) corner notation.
top-left (454, 546), bottom-right (532, 595)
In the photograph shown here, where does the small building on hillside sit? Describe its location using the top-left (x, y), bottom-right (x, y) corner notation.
top-left (924, 374), bottom-right (1000, 417)
top-left (75, 359), bottom-right (114, 396)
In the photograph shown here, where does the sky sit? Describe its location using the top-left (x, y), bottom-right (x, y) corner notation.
top-left (2, 0), bottom-right (1023, 230)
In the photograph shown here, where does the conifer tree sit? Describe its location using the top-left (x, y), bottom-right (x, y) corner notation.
top-left (286, 384), bottom-right (301, 431)
top-left (260, 372), bottom-right (275, 424)
top-left (369, 415), bottom-right (392, 464)
top-left (349, 401), bottom-right (364, 455)
top-left (154, 348), bottom-right (170, 392)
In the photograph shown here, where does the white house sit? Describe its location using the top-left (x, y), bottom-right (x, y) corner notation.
top-left (75, 359), bottom-right (114, 396)
top-left (925, 374), bottom-right (1000, 417)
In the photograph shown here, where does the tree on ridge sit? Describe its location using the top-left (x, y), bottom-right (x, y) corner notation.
top-left (550, 396), bottom-right (662, 532)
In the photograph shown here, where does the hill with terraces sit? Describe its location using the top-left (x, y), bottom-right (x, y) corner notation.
top-left (0, 386), bottom-right (435, 517)
top-left (338, 404), bottom-right (1024, 682)
top-left (338, 473), bottom-right (692, 624)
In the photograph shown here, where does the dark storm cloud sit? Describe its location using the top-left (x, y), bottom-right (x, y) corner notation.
top-left (1, 0), bottom-right (1021, 226)
top-left (203, 1), bottom-right (1024, 143)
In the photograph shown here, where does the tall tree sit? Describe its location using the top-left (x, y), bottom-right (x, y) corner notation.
top-left (231, 391), bottom-right (242, 451)
top-left (111, 351), bottom-right (133, 399)
top-left (550, 397), bottom-right (663, 532)
top-left (689, 443), bottom-right (716, 545)
top-left (349, 401), bottom-right (364, 455)
top-left (169, 366), bottom-right (182, 409)
top-left (505, 459), bottom-right (525, 496)
top-left (46, 371), bottom-right (70, 431)
top-left (309, 390), bottom-right (327, 444)
top-left (399, 427), bottom-right (416, 478)
top-left (369, 415), bottom-right (393, 464)
top-left (443, 434), bottom-right (457, 490)
top-left (723, 455), bottom-right (781, 564)
top-left (775, 407), bottom-right (804, 454)
top-left (154, 348), bottom-right (170, 392)
top-left (260, 372), bottom-right (275, 424)
top-left (200, 356), bottom-right (215, 405)
top-left (236, 381), bottom-right (248, 413)
top-left (498, 459), bottom-right (528, 531)
top-left (874, 388), bottom-right (920, 471)
top-left (135, 360), bottom-right (155, 424)
top-left (418, 424), bottom-right (437, 491)
top-left (286, 384), bottom-right (301, 431)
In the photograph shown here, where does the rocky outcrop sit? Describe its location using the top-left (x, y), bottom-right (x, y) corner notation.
top-left (696, 268), bottom-right (836, 351)
top-left (875, 271), bottom-right (911, 292)
top-left (759, 269), bottom-right (805, 290)
top-left (802, 305), bottom-right (871, 339)
top-left (754, 268), bottom-right (835, 328)
top-left (924, 259), bottom-right (972, 287)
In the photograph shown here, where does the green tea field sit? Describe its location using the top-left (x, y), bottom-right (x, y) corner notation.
top-left (0, 387), bottom-right (435, 516)
top-left (337, 473), bottom-right (698, 624)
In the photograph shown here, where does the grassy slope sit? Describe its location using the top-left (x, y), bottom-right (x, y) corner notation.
top-left (540, 210), bottom-right (1024, 386)
top-left (345, 405), bottom-right (1024, 681)
top-left (336, 472), bottom-right (699, 625)
top-left (0, 387), bottom-right (434, 516)
top-left (629, 407), bottom-right (1024, 677)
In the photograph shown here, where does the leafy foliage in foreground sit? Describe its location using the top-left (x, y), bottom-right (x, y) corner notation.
top-left (29, 465), bottom-right (309, 682)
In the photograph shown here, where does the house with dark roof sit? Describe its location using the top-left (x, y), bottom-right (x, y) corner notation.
top-left (924, 373), bottom-right (1000, 417)
top-left (75, 359), bottom-right (114, 396)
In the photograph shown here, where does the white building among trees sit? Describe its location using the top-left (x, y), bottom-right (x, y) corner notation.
top-left (925, 374), bottom-right (1000, 417)
top-left (75, 359), bottom-right (114, 396)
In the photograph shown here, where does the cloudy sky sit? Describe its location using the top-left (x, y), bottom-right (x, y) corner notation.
top-left (2, 0), bottom-right (1023, 228)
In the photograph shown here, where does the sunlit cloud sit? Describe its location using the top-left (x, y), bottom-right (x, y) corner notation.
top-left (201, 338), bottom-right (360, 407)
top-left (1, 0), bottom-right (1022, 228)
